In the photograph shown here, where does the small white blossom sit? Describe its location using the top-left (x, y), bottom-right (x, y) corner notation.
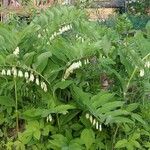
top-left (53, 32), bottom-right (57, 37)
top-left (41, 81), bottom-right (47, 92)
top-left (96, 121), bottom-right (99, 130)
top-left (18, 70), bottom-right (23, 77)
top-left (89, 115), bottom-right (93, 123)
top-left (139, 69), bottom-right (144, 77)
top-left (85, 113), bottom-right (90, 119)
top-left (43, 85), bottom-right (47, 92)
top-left (92, 119), bottom-right (96, 126)
top-left (99, 124), bottom-right (102, 131)
top-left (35, 77), bottom-right (40, 85)
top-left (38, 34), bottom-right (41, 38)
top-left (12, 68), bottom-right (17, 77)
top-left (46, 114), bottom-right (52, 122)
top-left (1, 69), bottom-right (6, 75)
top-left (29, 73), bottom-right (34, 82)
top-left (6, 70), bottom-right (11, 76)
top-left (24, 72), bottom-right (29, 79)
top-left (49, 114), bottom-right (52, 122)
top-left (13, 47), bottom-right (19, 56)
top-left (145, 61), bottom-right (150, 68)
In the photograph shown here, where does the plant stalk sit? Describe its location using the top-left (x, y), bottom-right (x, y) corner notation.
top-left (14, 77), bottom-right (19, 136)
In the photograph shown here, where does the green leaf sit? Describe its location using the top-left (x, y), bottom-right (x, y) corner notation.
top-left (131, 113), bottom-right (146, 125)
top-left (126, 103), bottom-right (139, 112)
top-left (0, 55), bottom-right (5, 65)
top-left (111, 117), bottom-right (134, 124)
top-left (0, 96), bottom-right (15, 107)
top-left (91, 92), bottom-right (114, 108)
top-left (115, 139), bottom-right (128, 148)
top-left (34, 51), bottom-right (52, 72)
top-left (97, 101), bottom-right (124, 114)
top-left (53, 80), bottom-right (73, 92)
top-left (81, 129), bottom-right (95, 150)
top-left (33, 130), bottom-right (41, 140)
top-left (23, 52), bottom-right (36, 66)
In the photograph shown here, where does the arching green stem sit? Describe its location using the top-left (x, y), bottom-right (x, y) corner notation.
top-left (14, 77), bottom-right (19, 136)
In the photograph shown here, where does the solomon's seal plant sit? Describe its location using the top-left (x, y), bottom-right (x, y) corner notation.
top-left (0, 6), bottom-right (149, 150)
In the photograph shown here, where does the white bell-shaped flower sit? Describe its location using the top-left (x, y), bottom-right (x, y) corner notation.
top-left (85, 113), bottom-right (90, 119)
top-left (12, 68), bottom-right (17, 77)
top-left (139, 69), bottom-right (144, 77)
top-left (13, 47), bottom-right (19, 56)
top-left (38, 34), bottom-right (41, 38)
top-left (92, 119), bottom-right (96, 126)
top-left (1, 69), bottom-right (6, 75)
top-left (41, 81), bottom-right (47, 92)
top-left (96, 121), bottom-right (99, 130)
top-left (89, 115), bottom-right (93, 123)
top-left (6, 69), bottom-right (11, 76)
top-left (43, 85), bottom-right (48, 92)
top-left (99, 124), bottom-right (102, 131)
top-left (24, 72), bottom-right (29, 79)
top-left (35, 77), bottom-right (40, 85)
top-left (48, 114), bottom-right (52, 122)
top-left (18, 70), bottom-right (23, 77)
top-left (29, 73), bottom-right (34, 82)
top-left (145, 61), bottom-right (150, 68)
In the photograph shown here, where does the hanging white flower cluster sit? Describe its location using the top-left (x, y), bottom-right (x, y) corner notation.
top-left (139, 60), bottom-right (150, 77)
top-left (144, 61), bottom-right (150, 69)
top-left (63, 61), bottom-right (82, 80)
top-left (75, 34), bottom-right (85, 43)
top-left (63, 58), bottom-right (90, 80)
top-left (85, 113), bottom-right (102, 131)
top-left (46, 114), bottom-right (53, 123)
top-left (1, 68), bottom-right (48, 92)
top-left (49, 24), bottom-right (72, 41)
top-left (13, 47), bottom-right (19, 56)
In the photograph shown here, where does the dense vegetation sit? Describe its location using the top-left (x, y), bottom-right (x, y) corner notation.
top-left (0, 5), bottom-right (150, 150)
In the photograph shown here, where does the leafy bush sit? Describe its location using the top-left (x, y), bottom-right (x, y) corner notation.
top-left (0, 6), bottom-right (150, 149)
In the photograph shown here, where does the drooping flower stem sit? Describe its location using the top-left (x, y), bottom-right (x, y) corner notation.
top-left (124, 52), bottom-right (150, 100)
top-left (14, 77), bottom-right (19, 136)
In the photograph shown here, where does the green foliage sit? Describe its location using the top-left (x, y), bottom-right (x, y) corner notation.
top-left (0, 6), bottom-right (150, 150)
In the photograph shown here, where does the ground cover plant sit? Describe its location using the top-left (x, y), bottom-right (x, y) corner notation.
top-left (0, 6), bottom-right (150, 150)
